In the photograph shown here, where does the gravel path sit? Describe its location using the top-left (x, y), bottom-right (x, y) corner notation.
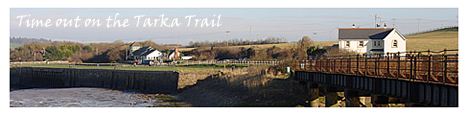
top-left (10, 88), bottom-right (173, 107)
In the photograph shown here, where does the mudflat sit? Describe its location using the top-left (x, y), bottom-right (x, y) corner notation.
top-left (10, 88), bottom-right (173, 107)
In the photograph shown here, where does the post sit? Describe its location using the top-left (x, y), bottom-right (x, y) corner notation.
top-left (348, 55), bottom-right (351, 74)
top-left (397, 52), bottom-right (400, 80)
top-left (414, 51), bottom-right (418, 80)
top-left (318, 57), bottom-right (321, 71)
top-left (375, 54), bottom-right (379, 76)
top-left (365, 54), bottom-right (368, 76)
top-left (443, 49), bottom-right (447, 85)
top-left (340, 57), bottom-right (343, 74)
top-left (427, 50), bottom-right (431, 83)
top-left (356, 54), bottom-right (359, 75)
top-left (333, 58), bottom-right (336, 73)
top-left (387, 52), bottom-right (390, 79)
top-left (410, 54), bottom-right (414, 81)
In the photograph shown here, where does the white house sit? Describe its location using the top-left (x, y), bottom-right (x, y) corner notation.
top-left (129, 41), bottom-right (142, 55)
top-left (132, 46), bottom-right (163, 60)
top-left (162, 47), bottom-right (180, 60)
top-left (338, 24), bottom-right (406, 55)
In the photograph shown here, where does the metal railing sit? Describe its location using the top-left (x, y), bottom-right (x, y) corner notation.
top-left (296, 49), bottom-right (458, 86)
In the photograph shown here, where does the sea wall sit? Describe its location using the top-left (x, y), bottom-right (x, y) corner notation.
top-left (10, 67), bottom-right (179, 94)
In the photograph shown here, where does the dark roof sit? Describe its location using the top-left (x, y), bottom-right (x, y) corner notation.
top-left (133, 46), bottom-right (153, 56)
top-left (162, 50), bottom-right (177, 54)
top-left (339, 28), bottom-right (394, 40)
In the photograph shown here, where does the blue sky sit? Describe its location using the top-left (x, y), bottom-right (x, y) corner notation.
top-left (9, 8), bottom-right (458, 45)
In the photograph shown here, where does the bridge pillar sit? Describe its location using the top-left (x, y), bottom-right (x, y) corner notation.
top-left (371, 95), bottom-right (389, 107)
top-left (307, 82), bottom-right (320, 101)
top-left (344, 89), bottom-right (360, 107)
top-left (325, 86), bottom-right (338, 107)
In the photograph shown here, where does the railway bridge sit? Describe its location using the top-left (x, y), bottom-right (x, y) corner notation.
top-left (293, 50), bottom-right (458, 107)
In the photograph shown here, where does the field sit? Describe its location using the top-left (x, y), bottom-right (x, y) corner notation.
top-left (180, 29), bottom-right (458, 54)
top-left (405, 30), bottom-right (458, 53)
top-left (178, 41), bottom-right (339, 52)
top-left (10, 63), bottom-right (266, 72)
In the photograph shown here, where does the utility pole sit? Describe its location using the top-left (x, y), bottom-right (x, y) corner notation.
top-left (249, 26), bottom-right (251, 45)
top-left (256, 34), bottom-right (258, 45)
top-left (417, 19), bottom-right (421, 33)
top-left (125, 47), bottom-right (128, 60)
top-left (392, 18), bottom-right (396, 28)
top-left (373, 14), bottom-right (379, 28)
top-left (226, 31), bottom-right (230, 46)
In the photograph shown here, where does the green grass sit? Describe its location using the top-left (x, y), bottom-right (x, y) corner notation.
top-left (405, 30), bottom-right (458, 53)
top-left (10, 63), bottom-right (265, 71)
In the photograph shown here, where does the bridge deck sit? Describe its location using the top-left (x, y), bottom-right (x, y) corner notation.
top-left (295, 50), bottom-right (458, 86)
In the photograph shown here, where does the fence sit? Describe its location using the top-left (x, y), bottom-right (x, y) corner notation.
top-left (181, 60), bottom-right (282, 65)
top-left (296, 49), bottom-right (458, 86)
top-left (10, 61), bottom-right (69, 65)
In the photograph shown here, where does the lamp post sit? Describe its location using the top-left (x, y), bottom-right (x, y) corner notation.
top-left (226, 31), bottom-right (230, 46)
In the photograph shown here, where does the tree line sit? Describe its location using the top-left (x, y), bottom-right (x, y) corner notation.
top-left (10, 40), bottom-right (176, 63)
top-left (187, 37), bottom-right (288, 48)
top-left (10, 37), bottom-right (52, 44)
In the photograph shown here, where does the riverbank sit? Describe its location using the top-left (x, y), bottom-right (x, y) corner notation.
top-left (10, 88), bottom-right (188, 107)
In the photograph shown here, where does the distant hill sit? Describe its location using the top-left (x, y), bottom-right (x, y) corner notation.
top-left (10, 37), bottom-right (52, 50)
top-left (405, 27), bottom-right (458, 53)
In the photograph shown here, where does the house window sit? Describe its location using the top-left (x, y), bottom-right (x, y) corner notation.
top-left (345, 41), bottom-right (350, 47)
top-left (393, 40), bottom-right (398, 47)
top-left (377, 41), bottom-right (381, 46)
top-left (358, 41), bottom-right (364, 47)
top-left (373, 41), bottom-right (377, 46)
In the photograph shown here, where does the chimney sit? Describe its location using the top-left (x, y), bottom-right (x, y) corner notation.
top-left (384, 23), bottom-right (387, 29)
top-left (352, 24), bottom-right (355, 28)
top-left (174, 47), bottom-right (179, 59)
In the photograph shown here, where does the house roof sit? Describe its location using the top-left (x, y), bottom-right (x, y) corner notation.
top-left (129, 42), bottom-right (141, 47)
top-left (133, 46), bottom-right (153, 56)
top-left (162, 50), bottom-right (179, 54)
top-left (339, 28), bottom-right (394, 40)
top-left (141, 49), bottom-right (160, 56)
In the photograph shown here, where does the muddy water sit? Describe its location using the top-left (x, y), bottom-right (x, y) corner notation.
top-left (10, 88), bottom-right (172, 107)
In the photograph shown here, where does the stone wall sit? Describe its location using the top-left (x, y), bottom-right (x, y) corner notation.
top-left (10, 67), bottom-right (179, 94)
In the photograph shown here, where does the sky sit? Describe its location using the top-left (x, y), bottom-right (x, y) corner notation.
top-left (9, 8), bottom-right (458, 45)
top-left (3, 0), bottom-right (467, 114)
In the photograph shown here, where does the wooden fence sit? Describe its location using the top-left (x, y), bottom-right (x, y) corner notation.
top-left (182, 60), bottom-right (282, 65)
top-left (296, 49), bottom-right (458, 86)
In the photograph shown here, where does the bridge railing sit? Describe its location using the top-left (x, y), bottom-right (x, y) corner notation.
top-left (296, 49), bottom-right (458, 86)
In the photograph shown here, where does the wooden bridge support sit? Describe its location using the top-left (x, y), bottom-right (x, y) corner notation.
top-left (294, 71), bottom-right (458, 107)
top-left (307, 82), bottom-right (320, 101)
top-left (325, 86), bottom-right (338, 107)
top-left (372, 95), bottom-right (389, 107)
top-left (345, 89), bottom-right (360, 107)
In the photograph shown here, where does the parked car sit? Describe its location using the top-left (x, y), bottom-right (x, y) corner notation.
top-left (141, 60), bottom-right (154, 66)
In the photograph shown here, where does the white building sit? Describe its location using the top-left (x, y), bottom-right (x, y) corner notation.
top-left (132, 46), bottom-right (163, 60)
top-left (162, 47), bottom-right (180, 60)
top-left (338, 25), bottom-right (406, 55)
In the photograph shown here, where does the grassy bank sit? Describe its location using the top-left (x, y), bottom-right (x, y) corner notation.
top-left (405, 29), bottom-right (458, 53)
top-left (10, 63), bottom-right (270, 72)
